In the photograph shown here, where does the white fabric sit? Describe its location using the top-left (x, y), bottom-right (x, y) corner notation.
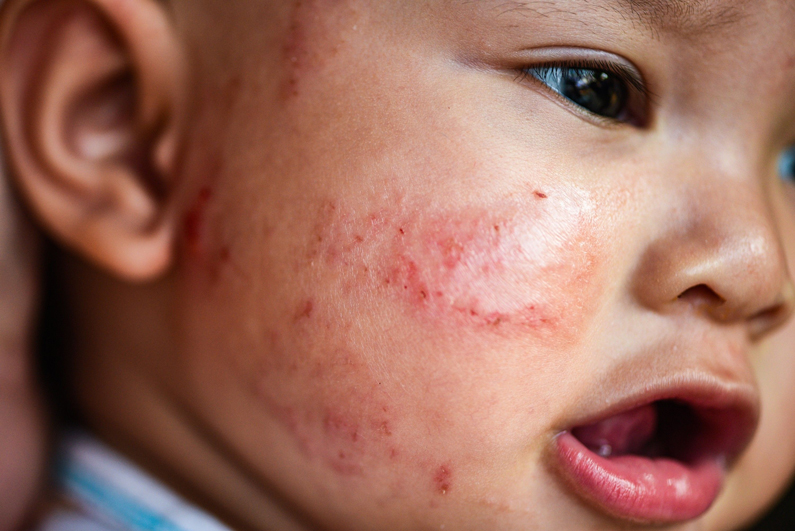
top-left (37, 433), bottom-right (232, 531)
top-left (38, 510), bottom-right (118, 531)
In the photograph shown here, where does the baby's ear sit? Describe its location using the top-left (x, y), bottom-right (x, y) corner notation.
top-left (0, 0), bottom-right (185, 281)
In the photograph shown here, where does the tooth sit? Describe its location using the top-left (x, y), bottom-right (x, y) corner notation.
top-left (598, 444), bottom-right (613, 458)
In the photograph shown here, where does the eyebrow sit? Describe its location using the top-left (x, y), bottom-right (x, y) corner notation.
top-left (615, 0), bottom-right (746, 35)
top-left (477, 0), bottom-right (747, 36)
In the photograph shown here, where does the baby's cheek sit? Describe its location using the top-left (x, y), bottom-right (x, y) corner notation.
top-left (311, 188), bottom-right (603, 343)
top-left (254, 325), bottom-right (399, 478)
top-left (252, 301), bottom-right (465, 501)
top-left (250, 187), bottom-right (607, 498)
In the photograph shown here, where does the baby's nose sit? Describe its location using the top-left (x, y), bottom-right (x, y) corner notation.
top-left (631, 178), bottom-right (794, 341)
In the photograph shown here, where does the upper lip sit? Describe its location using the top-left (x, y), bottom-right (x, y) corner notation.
top-left (559, 368), bottom-right (760, 465)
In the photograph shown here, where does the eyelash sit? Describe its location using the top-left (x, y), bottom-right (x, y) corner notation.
top-left (515, 58), bottom-right (652, 127)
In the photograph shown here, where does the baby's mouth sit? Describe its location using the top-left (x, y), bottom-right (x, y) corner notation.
top-left (573, 401), bottom-right (712, 462)
top-left (553, 394), bottom-right (758, 524)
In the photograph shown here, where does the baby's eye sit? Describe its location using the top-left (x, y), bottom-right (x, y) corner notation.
top-left (528, 67), bottom-right (627, 119)
top-left (524, 63), bottom-right (646, 126)
top-left (778, 146), bottom-right (795, 184)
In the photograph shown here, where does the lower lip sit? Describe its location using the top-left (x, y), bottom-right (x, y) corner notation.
top-left (554, 432), bottom-right (724, 523)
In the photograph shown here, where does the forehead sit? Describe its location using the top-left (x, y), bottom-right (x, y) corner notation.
top-left (574, 0), bottom-right (751, 34)
top-left (232, 0), bottom-right (795, 57)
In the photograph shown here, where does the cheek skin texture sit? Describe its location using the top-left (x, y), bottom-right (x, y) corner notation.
top-left (175, 17), bottom-right (617, 519)
top-left (241, 185), bottom-right (606, 504)
top-left (304, 189), bottom-right (600, 342)
top-left (254, 320), bottom-right (399, 479)
top-left (281, 0), bottom-right (361, 100)
top-left (173, 3), bottom-right (623, 526)
top-left (183, 187), bottom-right (214, 258)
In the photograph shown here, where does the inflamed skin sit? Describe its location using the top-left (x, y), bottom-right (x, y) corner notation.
top-left (3, 0), bottom-right (795, 530)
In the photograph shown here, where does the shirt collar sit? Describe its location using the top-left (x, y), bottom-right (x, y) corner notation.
top-left (57, 432), bottom-right (233, 531)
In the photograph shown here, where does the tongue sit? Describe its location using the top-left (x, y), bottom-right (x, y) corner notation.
top-left (572, 404), bottom-right (657, 457)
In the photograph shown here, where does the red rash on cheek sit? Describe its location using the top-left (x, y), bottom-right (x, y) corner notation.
top-left (306, 190), bottom-right (602, 341)
top-left (282, 1), bottom-right (310, 98)
top-left (252, 190), bottom-right (603, 489)
top-left (255, 310), bottom-right (453, 494)
top-left (254, 306), bottom-right (401, 478)
top-left (281, 0), bottom-right (358, 100)
top-left (183, 187), bottom-right (213, 257)
top-left (434, 464), bottom-right (453, 495)
top-left (294, 299), bottom-right (315, 321)
top-left (182, 187), bottom-right (241, 283)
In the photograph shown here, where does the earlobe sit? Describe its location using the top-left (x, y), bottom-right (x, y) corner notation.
top-left (0, 0), bottom-right (185, 281)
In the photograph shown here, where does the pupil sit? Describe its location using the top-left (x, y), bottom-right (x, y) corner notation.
top-left (560, 68), bottom-right (627, 119)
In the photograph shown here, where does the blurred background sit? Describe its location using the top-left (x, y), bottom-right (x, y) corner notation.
top-left (748, 480), bottom-right (795, 530)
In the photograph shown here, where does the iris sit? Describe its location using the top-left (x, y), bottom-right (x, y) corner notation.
top-left (529, 66), bottom-right (629, 120)
top-left (778, 146), bottom-right (795, 184)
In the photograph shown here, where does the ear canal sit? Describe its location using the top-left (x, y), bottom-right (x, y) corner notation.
top-left (0, 0), bottom-right (185, 281)
top-left (64, 67), bottom-right (137, 165)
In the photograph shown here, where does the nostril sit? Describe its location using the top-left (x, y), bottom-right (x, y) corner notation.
top-left (677, 284), bottom-right (726, 309)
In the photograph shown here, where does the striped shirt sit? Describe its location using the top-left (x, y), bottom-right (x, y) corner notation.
top-left (37, 433), bottom-right (232, 531)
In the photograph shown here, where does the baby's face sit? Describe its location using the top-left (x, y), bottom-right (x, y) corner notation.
top-left (173, 0), bottom-right (795, 529)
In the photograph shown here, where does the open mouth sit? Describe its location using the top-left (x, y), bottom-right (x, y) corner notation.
top-left (554, 395), bottom-right (758, 524)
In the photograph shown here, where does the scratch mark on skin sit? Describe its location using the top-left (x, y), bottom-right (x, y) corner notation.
top-left (282, 1), bottom-right (313, 98)
top-left (184, 187), bottom-right (213, 257)
top-left (295, 299), bottom-right (315, 322)
top-left (281, 0), bottom-right (360, 100)
top-left (434, 464), bottom-right (453, 495)
top-left (254, 321), bottom-right (401, 478)
top-left (182, 187), bottom-right (250, 284)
